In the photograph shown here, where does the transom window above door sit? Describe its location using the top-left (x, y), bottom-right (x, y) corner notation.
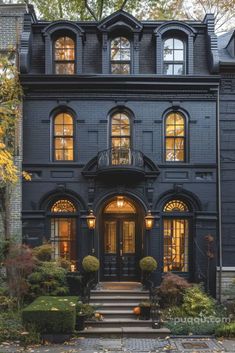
top-left (163, 38), bottom-right (185, 75)
top-left (54, 36), bottom-right (75, 74)
top-left (110, 37), bottom-right (131, 74)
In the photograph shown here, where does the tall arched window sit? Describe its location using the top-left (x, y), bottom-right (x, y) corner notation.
top-left (165, 112), bottom-right (186, 162)
top-left (53, 112), bottom-right (74, 161)
top-left (110, 37), bottom-right (131, 74)
top-left (54, 36), bottom-right (75, 74)
top-left (163, 38), bottom-right (185, 75)
top-left (50, 199), bottom-right (77, 262)
top-left (111, 112), bottom-right (131, 165)
top-left (163, 199), bottom-right (189, 273)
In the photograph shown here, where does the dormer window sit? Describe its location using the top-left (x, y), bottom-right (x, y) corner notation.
top-left (110, 37), bottom-right (131, 74)
top-left (54, 36), bottom-right (75, 74)
top-left (163, 38), bottom-right (185, 75)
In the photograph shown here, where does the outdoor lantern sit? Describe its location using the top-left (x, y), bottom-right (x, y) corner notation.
top-left (117, 196), bottom-right (124, 208)
top-left (87, 210), bottom-right (96, 230)
top-left (145, 210), bottom-right (154, 230)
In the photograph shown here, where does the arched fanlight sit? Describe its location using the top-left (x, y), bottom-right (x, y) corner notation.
top-left (86, 210), bottom-right (96, 230)
top-left (145, 210), bottom-right (154, 230)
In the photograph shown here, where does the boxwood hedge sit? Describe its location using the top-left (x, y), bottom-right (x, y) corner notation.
top-left (22, 296), bottom-right (78, 334)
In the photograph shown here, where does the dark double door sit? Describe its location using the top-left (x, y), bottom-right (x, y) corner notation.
top-left (101, 215), bottom-right (140, 281)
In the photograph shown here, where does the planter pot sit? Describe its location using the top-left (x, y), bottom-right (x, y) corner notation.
top-left (41, 333), bottom-right (71, 344)
top-left (66, 272), bottom-right (82, 296)
top-left (76, 315), bottom-right (87, 331)
top-left (140, 306), bottom-right (151, 320)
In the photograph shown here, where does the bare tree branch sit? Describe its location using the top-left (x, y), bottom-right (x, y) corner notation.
top-left (98, 0), bottom-right (104, 20)
top-left (121, 0), bottom-right (129, 10)
top-left (84, 0), bottom-right (98, 21)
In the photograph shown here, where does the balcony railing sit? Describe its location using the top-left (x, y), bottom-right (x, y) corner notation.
top-left (97, 148), bottom-right (144, 169)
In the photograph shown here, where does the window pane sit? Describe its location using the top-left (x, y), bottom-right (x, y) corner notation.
top-left (54, 125), bottom-right (64, 136)
top-left (51, 218), bottom-right (76, 261)
top-left (173, 64), bottom-right (184, 75)
top-left (123, 221), bottom-right (135, 253)
top-left (175, 149), bottom-right (184, 161)
top-left (166, 114), bottom-right (175, 125)
top-left (163, 64), bottom-right (173, 75)
top-left (55, 63), bottom-right (75, 75)
top-left (121, 37), bottom-right (130, 48)
top-left (164, 38), bottom-right (173, 49)
top-left (175, 125), bottom-right (185, 136)
top-left (64, 149), bottom-right (73, 160)
top-left (175, 137), bottom-right (184, 149)
top-left (166, 125), bottom-right (175, 136)
top-left (104, 221), bottom-right (117, 253)
top-left (112, 38), bottom-right (121, 49)
top-left (164, 48), bottom-right (173, 60)
top-left (166, 149), bottom-right (175, 161)
top-left (165, 137), bottom-right (175, 149)
top-left (174, 50), bottom-right (184, 61)
top-left (174, 38), bottom-right (184, 49)
top-left (111, 63), bottom-right (130, 74)
top-left (63, 113), bottom-right (73, 124)
top-left (120, 49), bottom-right (130, 60)
top-left (111, 48), bottom-right (120, 60)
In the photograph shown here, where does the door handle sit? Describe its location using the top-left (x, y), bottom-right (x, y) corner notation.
top-left (120, 249), bottom-right (123, 256)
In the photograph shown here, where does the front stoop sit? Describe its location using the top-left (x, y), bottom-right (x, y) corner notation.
top-left (78, 282), bottom-right (170, 337)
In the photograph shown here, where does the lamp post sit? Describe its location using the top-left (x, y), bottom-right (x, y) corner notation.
top-left (145, 210), bottom-right (154, 255)
top-left (86, 210), bottom-right (96, 254)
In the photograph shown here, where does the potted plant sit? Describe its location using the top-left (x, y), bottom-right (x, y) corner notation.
top-left (139, 300), bottom-right (151, 320)
top-left (139, 256), bottom-right (157, 289)
top-left (76, 302), bottom-right (95, 331)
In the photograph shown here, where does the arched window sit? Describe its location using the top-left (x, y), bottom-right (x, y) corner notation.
top-left (163, 199), bottom-right (189, 273)
top-left (163, 38), bottom-right (185, 75)
top-left (110, 37), bottom-right (131, 74)
top-left (50, 199), bottom-right (77, 262)
top-left (165, 112), bottom-right (186, 162)
top-left (53, 112), bottom-right (74, 161)
top-left (111, 112), bottom-right (131, 165)
top-left (54, 36), bottom-right (75, 74)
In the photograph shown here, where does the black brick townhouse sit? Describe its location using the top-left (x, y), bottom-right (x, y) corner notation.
top-left (17, 8), bottom-right (235, 297)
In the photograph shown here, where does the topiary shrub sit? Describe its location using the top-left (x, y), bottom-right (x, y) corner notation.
top-left (158, 273), bottom-right (191, 307)
top-left (182, 284), bottom-right (216, 317)
top-left (27, 261), bottom-right (69, 298)
top-left (82, 256), bottom-right (100, 272)
top-left (139, 256), bottom-right (157, 272)
top-left (166, 320), bottom-right (221, 336)
top-left (22, 296), bottom-right (78, 334)
top-left (32, 244), bottom-right (52, 262)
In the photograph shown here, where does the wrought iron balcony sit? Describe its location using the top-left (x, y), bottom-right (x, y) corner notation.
top-left (97, 147), bottom-right (145, 179)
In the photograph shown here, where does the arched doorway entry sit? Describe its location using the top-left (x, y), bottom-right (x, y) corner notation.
top-left (100, 196), bottom-right (144, 281)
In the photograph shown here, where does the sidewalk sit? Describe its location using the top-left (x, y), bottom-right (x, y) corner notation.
top-left (0, 337), bottom-right (235, 353)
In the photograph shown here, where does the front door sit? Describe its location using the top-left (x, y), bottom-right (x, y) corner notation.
top-left (102, 215), bottom-right (139, 281)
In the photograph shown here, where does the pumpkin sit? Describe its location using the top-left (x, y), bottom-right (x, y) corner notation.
top-left (133, 306), bottom-right (141, 315)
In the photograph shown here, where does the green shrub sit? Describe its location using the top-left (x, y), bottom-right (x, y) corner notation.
top-left (182, 284), bottom-right (216, 317)
top-left (166, 320), bottom-right (221, 335)
top-left (22, 296), bottom-right (78, 334)
top-left (27, 261), bottom-right (69, 298)
top-left (32, 244), bottom-right (52, 262)
top-left (0, 311), bottom-right (23, 343)
top-left (139, 256), bottom-right (157, 272)
top-left (76, 302), bottom-right (95, 318)
top-left (66, 272), bottom-right (83, 296)
top-left (0, 296), bottom-right (16, 311)
top-left (215, 322), bottom-right (235, 337)
top-left (158, 273), bottom-right (191, 307)
top-left (82, 256), bottom-right (100, 272)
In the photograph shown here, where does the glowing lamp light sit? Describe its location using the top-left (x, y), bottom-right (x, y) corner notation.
top-left (145, 210), bottom-right (154, 230)
top-left (117, 196), bottom-right (124, 208)
top-left (87, 210), bottom-right (96, 230)
top-left (70, 264), bottom-right (76, 272)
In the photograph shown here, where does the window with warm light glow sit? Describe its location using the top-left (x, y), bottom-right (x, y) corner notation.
top-left (163, 200), bottom-right (189, 272)
top-left (165, 112), bottom-right (186, 162)
top-left (54, 36), bottom-right (75, 74)
top-left (53, 112), bottom-right (74, 161)
top-left (111, 112), bottom-right (131, 165)
top-left (50, 199), bottom-right (77, 262)
top-left (110, 37), bottom-right (131, 74)
top-left (104, 198), bottom-right (136, 214)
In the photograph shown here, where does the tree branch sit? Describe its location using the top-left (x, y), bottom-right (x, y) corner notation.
top-left (84, 0), bottom-right (98, 21)
top-left (121, 0), bottom-right (129, 10)
top-left (99, 0), bottom-right (104, 20)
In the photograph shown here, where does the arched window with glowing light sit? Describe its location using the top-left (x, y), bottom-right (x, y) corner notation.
top-left (165, 112), bottom-right (186, 162)
top-left (50, 199), bottom-right (77, 263)
top-left (163, 199), bottom-right (190, 273)
top-left (53, 112), bottom-right (74, 161)
top-left (111, 112), bottom-right (131, 165)
top-left (163, 38), bottom-right (185, 75)
top-left (54, 36), bottom-right (75, 74)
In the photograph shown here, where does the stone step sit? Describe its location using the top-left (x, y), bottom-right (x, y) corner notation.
top-left (91, 289), bottom-right (149, 297)
top-left (98, 309), bottom-right (135, 319)
top-left (86, 318), bottom-right (152, 328)
top-left (99, 282), bottom-right (143, 291)
top-left (78, 327), bottom-right (171, 338)
top-left (90, 295), bottom-right (149, 303)
top-left (92, 302), bottom-right (140, 310)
